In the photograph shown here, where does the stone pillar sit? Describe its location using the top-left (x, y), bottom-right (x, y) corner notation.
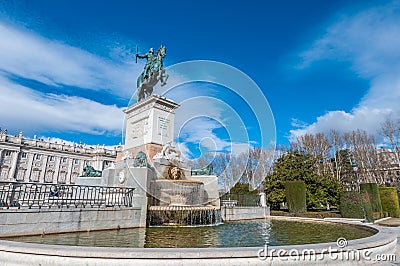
top-left (78, 160), bottom-right (84, 177)
top-left (25, 153), bottom-right (35, 182)
top-left (8, 150), bottom-right (19, 180)
top-left (0, 149), bottom-right (3, 162)
top-left (0, 149), bottom-right (3, 181)
top-left (93, 156), bottom-right (102, 170)
top-left (39, 155), bottom-right (48, 183)
top-left (66, 158), bottom-right (73, 184)
top-left (259, 192), bottom-right (267, 207)
top-left (53, 156), bottom-right (61, 183)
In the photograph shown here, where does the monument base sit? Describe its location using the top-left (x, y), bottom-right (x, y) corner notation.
top-left (116, 143), bottom-right (163, 163)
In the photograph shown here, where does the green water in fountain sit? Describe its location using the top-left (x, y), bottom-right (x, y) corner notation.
top-left (5, 219), bottom-right (375, 248)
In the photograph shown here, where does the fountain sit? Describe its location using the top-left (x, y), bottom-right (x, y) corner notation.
top-left (73, 93), bottom-right (222, 227)
top-left (147, 162), bottom-right (221, 226)
top-left (73, 45), bottom-right (221, 227)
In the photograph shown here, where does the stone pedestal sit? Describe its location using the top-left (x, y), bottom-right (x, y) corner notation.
top-left (75, 176), bottom-right (102, 186)
top-left (122, 95), bottom-right (180, 162)
top-left (101, 160), bottom-right (156, 196)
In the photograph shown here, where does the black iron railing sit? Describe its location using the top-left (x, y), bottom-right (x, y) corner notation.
top-left (220, 193), bottom-right (260, 207)
top-left (0, 182), bottom-right (135, 209)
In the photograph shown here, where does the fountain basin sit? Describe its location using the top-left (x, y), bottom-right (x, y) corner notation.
top-left (0, 218), bottom-right (396, 265)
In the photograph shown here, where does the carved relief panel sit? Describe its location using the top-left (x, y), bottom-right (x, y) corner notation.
top-left (131, 119), bottom-right (147, 139)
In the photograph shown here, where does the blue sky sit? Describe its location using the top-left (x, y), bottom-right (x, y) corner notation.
top-left (0, 0), bottom-right (399, 158)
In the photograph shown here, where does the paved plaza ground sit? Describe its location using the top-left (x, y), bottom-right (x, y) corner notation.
top-left (375, 218), bottom-right (400, 265)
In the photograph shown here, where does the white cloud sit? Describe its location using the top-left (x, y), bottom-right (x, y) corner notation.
top-left (0, 76), bottom-right (124, 135)
top-left (0, 21), bottom-right (141, 98)
top-left (157, 61), bottom-right (276, 152)
top-left (292, 1), bottom-right (400, 140)
top-left (172, 93), bottom-right (251, 159)
top-left (0, 20), bottom-right (145, 138)
top-left (174, 100), bottom-right (231, 159)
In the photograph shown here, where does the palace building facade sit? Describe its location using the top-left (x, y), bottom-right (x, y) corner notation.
top-left (0, 130), bottom-right (121, 184)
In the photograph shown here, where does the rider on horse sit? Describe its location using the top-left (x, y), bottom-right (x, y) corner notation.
top-left (135, 45), bottom-right (169, 101)
top-left (136, 47), bottom-right (155, 80)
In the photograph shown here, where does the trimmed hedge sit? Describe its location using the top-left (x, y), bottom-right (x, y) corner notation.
top-left (360, 183), bottom-right (383, 213)
top-left (339, 191), bottom-right (373, 222)
top-left (270, 210), bottom-right (342, 218)
top-left (285, 180), bottom-right (306, 213)
top-left (379, 187), bottom-right (400, 218)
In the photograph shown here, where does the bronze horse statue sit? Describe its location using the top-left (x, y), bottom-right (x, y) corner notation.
top-left (136, 45), bottom-right (169, 101)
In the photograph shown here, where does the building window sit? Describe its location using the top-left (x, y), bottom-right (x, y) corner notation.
top-left (62, 157), bottom-right (67, 163)
top-left (45, 171), bottom-right (54, 183)
top-left (5, 150), bottom-right (12, 156)
top-left (49, 156), bottom-right (55, 162)
top-left (16, 170), bottom-right (25, 181)
top-left (1, 169), bottom-right (8, 179)
top-left (31, 170), bottom-right (40, 182)
top-left (58, 172), bottom-right (67, 183)
top-left (21, 152), bottom-right (27, 159)
top-left (34, 154), bottom-right (41, 160)
top-left (73, 159), bottom-right (79, 165)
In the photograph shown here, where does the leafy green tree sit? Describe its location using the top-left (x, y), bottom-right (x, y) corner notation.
top-left (264, 150), bottom-right (341, 210)
top-left (331, 149), bottom-right (357, 190)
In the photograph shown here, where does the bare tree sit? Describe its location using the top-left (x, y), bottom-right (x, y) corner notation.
top-left (347, 130), bottom-right (384, 184)
top-left (213, 152), bottom-right (247, 194)
top-left (294, 133), bottom-right (333, 177)
top-left (380, 118), bottom-right (400, 167)
top-left (329, 129), bottom-right (344, 180)
top-left (243, 147), bottom-right (276, 190)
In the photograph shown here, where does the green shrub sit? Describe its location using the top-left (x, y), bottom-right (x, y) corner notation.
top-left (285, 180), bottom-right (306, 213)
top-left (360, 183), bottom-right (383, 213)
top-left (379, 187), bottom-right (400, 218)
top-left (339, 191), bottom-right (373, 222)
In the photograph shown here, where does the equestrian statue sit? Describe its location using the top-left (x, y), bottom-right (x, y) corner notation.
top-left (136, 45), bottom-right (169, 101)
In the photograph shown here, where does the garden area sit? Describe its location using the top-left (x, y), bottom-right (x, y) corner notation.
top-left (227, 122), bottom-right (400, 222)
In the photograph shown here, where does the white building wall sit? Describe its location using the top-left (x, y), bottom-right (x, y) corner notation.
top-left (0, 130), bottom-right (121, 184)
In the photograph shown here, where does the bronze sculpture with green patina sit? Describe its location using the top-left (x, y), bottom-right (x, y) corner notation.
top-left (136, 45), bottom-right (169, 101)
top-left (81, 165), bottom-right (102, 177)
top-left (191, 164), bottom-right (213, 176)
top-left (133, 151), bottom-right (148, 167)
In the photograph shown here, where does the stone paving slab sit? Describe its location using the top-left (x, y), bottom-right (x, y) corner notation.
top-left (374, 219), bottom-right (400, 265)
top-left (376, 218), bottom-right (400, 227)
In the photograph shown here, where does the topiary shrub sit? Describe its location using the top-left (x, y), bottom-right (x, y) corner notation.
top-left (361, 191), bottom-right (374, 222)
top-left (285, 180), bottom-right (306, 213)
top-left (339, 191), bottom-right (373, 222)
top-left (360, 183), bottom-right (383, 213)
top-left (379, 187), bottom-right (400, 218)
